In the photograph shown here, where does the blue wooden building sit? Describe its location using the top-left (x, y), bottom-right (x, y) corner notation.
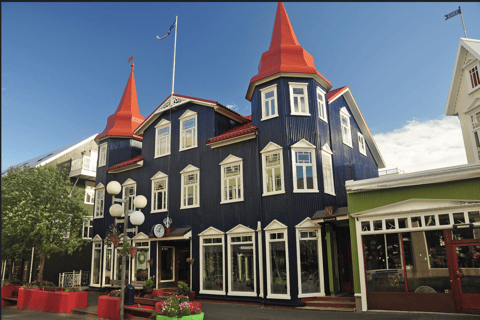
top-left (90, 3), bottom-right (385, 307)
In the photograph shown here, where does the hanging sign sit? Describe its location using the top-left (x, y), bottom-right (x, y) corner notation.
top-left (163, 217), bottom-right (172, 228)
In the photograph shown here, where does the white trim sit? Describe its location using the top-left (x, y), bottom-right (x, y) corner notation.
top-left (199, 228), bottom-right (226, 295)
top-left (102, 242), bottom-right (114, 287)
top-left (180, 165), bottom-right (200, 209)
top-left (265, 220), bottom-right (290, 300)
top-left (90, 241), bottom-right (102, 287)
top-left (288, 82), bottom-right (310, 116)
top-left (261, 142), bottom-right (285, 196)
top-left (151, 172), bottom-right (168, 213)
top-left (257, 221), bottom-right (264, 298)
top-left (99, 142), bottom-right (107, 167)
top-left (260, 84), bottom-right (279, 121)
top-left (154, 119), bottom-right (171, 158)
top-left (340, 107), bottom-right (353, 148)
top-left (207, 132), bottom-right (257, 149)
top-left (355, 217), bottom-right (368, 311)
top-left (82, 216), bottom-right (93, 239)
top-left (94, 186), bottom-right (105, 219)
top-left (321, 144), bottom-right (335, 196)
top-left (316, 86), bottom-right (327, 123)
top-left (179, 110), bottom-right (198, 151)
top-left (291, 139), bottom-right (319, 193)
top-left (220, 155), bottom-right (244, 204)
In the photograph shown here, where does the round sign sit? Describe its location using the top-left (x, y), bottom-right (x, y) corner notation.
top-left (153, 224), bottom-right (165, 238)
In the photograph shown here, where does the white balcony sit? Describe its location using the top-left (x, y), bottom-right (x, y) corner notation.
top-left (69, 155), bottom-right (97, 180)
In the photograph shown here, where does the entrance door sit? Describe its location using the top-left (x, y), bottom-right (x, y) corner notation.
top-left (159, 246), bottom-right (175, 287)
top-left (451, 241), bottom-right (480, 311)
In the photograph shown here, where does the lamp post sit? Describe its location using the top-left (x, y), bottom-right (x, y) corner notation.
top-left (106, 181), bottom-right (147, 320)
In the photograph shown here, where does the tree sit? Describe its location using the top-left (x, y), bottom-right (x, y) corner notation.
top-left (1, 165), bottom-right (89, 281)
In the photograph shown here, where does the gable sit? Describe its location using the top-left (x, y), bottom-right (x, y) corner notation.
top-left (132, 232), bottom-right (149, 241)
top-left (226, 224), bottom-right (255, 234)
top-left (295, 217), bottom-right (320, 229)
top-left (179, 109), bottom-right (197, 120)
top-left (260, 141), bottom-right (282, 153)
top-left (180, 164), bottom-right (199, 174)
top-left (198, 226), bottom-right (224, 236)
top-left (219, 154), bottom-right (243, 166)
top-left (264, 219), bottom-right (287, 231)
top-left (291, 139), bottom-right (315, 149)
top-left (122, 178), bottom-right (136, 186)
top-left (151, 171), bottom-right (168, 180)
top-left (95, 182), bottom-right (105, 189)
top-left (155, 118), bottom-right (171, 128)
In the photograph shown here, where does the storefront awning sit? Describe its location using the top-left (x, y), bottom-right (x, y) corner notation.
top-left (311, 206), bottom-right (349, 222)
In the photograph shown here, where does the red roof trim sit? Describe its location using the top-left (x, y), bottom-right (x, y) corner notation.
top-left (108, 155), bottom-right (143, 171)
top-left (206, 121), bottom-right (258, 144)
top-left (327, 86), bottom-right (349, 103)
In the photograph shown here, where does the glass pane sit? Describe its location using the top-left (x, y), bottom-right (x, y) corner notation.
top-left (407, 231), bottom-right (451, 293)
top-left (439, 214), bottom-right (450, 225)
top-left (203, 245), bottom-right (223, 291)
top-left (104, 248), bottom-right (113, 285)
top-left (361, 221), bottom-right (370, 232)
top-left (373, 220), bottom-right (383, 231)
top-left (271, 100), bottom-right (276, 116)
top-left (293, 88), bottom-right (304, 95)
top-left (300, 97), bottom-right (305, 113)
top-left (306, 166), bottom-right (314, 190)
top-left (386, 219), bottom-right (395, 230)
top-left (469, 211), bottom-right (480, 223)
top-left (274, 167), bottom-right (282, 191)
top-left (300, 239), bottom-right (320, 294)
top-left (425, 215), bottom-right (436, 227)
top-left (135, 248), bottom-right (149, 281)
top-left (411, 216), bottom-right (422, 228)
top-left (453, 212), bottom-right (465, 224)
top-left (296, 166), bottom-right (304, 189)
top-left (265, 100), bottom-right (270, 117)
top-left (265, 91), bottom-right (274, 99)
top-left (402, 233), bottom-right (414, 269)
top-left (456, 245), bottom-right (480, 293)
top-left (231, 244), bottom-right (254, 292)
top-left (161, 247), bottom-right (173, 281)
top-left (296, 152), bottom-right (310, 163)
top-left (93, 249), bottom-right (101, 284)
top-left (183, 118), bottom-right (195, 130)
top-left (452, 227), bottom-right (480, 240)
top-left (398, 218), bottom-right (407, 229)
top-left (293, 97), bottom-right (299, 113)
top-left (270, 241), bottom-right (287, 294)
top-left (115, 254), bottom-right (130, 283)
top-left (364, 234), bottom-right (386, 270)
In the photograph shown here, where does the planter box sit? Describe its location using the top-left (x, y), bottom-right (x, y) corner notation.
top-left (1, 285), bottom-right (22, 306)
top-left (157, 313), bottom-right (204, 320)
top-left (17, 288), bottom-right (87, 313)
top-left (41, 286), bottom-right (63, 292)
top-left (98, 295), bottom-right (121, 320)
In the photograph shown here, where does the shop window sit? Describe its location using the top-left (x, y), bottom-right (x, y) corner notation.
top-left (199, 227), bottom-right (225, 295)
top-left (425, 215), bottom-right (436, 227)
top-left (298, 231), bottom-right (321, 295)
top-left (361, 221), bottom-right (371, 232)
top-left (90, 242), bottom-right (102, 286)
top-left (453, 212), bottom-right (466, 224)
top-left (373, 220), bottom-right (382, 231)
top-left (386, 219), bottom-right (395, 230)
top-left (468, 211), bottom-right (480, 223)
top-left (103, 243), bottom-right (114, 287)
top-left (398, 218), bottom-right (408, 229)
top-left (438, 214), bottom-right (450, 226)
top-left (455, 244), bottom-right (480, 294)
top-left (134, 242), bottom-right (149, 281)
top-left (425, 230), bottom-right (447, 268)
top-left (411, 216), bottom-right (422, 228)
top-left (265, 221), bottom-right (290, 299)
top-left (452, 227), bottom-right (480, 240)
top-left (228, 234), bottom-right (255, 295)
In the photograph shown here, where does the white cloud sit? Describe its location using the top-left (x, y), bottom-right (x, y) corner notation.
top-left (373, 116), bottom-right (467, 173)
top-left (227, 104), bottom-right (238, 111)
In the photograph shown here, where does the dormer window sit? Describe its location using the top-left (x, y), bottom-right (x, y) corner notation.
top-left (289, 82), bottom-right (310, 116)
top-left (260, 84), bottom-right (278, 121)
top-left (155, 119), bottom-right (171, 158)
top-left (317, 87), bottom-right (327, 122)
top-left (469, 65), bottom-right (480, 91)
top-left (340, 107), bottom-right (353, 148)
top-left (179, 110), bottom-right (198, 151)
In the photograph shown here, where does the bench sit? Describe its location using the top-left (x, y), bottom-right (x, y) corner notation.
top-left (2, 297), bottom-right (18, 303)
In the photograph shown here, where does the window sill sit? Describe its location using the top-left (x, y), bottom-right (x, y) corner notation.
top-left (293, 189), bottom-right (319, 193)
top-left (261, 114), bottom-right (279, 122)
top-left (266, 293), bottom-right (291, 300)
top-left (298, 292), bottom-right (325, 298)
top-left (227, 291), bottom-right (257, 297)
top-left (199, 290), bottom-right (226, 295)
top-left (179, 145), bottom-right (198, 152)
top-left (290, 113), bottom-right (311, 117)
top-left (220, 199), bottom-right (244, 205)
top-left (262, 190), bottom-right (285, 197)
top-left (151, 209), bottom-right (168, 213)
top-left (468, 85), bottom-right (480, 95)
top-left (93, 216), bottom-right (104, 219)
top-left (180, 204), bottom-right (200, 210)
top-left (324, 191), bottom-right (336, 196)
top-left (154, 152), bottom-right (171, 159)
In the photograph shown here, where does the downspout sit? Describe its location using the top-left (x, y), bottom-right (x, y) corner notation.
top-left (254, 131), bottom-right (266, 303)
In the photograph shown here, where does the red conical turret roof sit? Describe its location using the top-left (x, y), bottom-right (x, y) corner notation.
top-left (246, 3), bottom-right (332, 100)
top-left (96, 63), bottom-right (145, 142)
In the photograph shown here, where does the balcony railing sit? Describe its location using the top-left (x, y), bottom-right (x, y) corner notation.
top-left (69, 155), bottom-right (96, 178)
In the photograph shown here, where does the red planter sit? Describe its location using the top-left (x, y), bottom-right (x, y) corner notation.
top-left (98, 295), bottom-right (121, 320)
top-left (1, 285), bottom-right (22, 306)
top-left (17, 287), bottom-right (87, 313)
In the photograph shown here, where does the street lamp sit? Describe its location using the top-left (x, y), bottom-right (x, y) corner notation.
top-left (106, 181), bottom-right (147, 320)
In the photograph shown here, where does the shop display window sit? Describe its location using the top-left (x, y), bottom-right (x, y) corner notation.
top-left (230, 236), bottom-right (254, 293)
top-left (202, 238), bottom-right (224, 292)
top-left (299, 231), bottom-right (321, 294)
top-left (91, 243), bottom-right (102, 285)
top-left (103, 245), bottom-right (113, 286)
top-left (134, 242), bottom-right (149, 281)
top-left (452, 227), bottom-right (480, 240)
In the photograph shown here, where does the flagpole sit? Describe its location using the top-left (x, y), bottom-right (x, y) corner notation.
top-left (459, 6), bottom-right (467, 38)
top-left (171, 14), bottom-right (178, 96)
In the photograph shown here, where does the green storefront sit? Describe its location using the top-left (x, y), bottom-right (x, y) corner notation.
top-left (346, 164), bottom-right (480, 313)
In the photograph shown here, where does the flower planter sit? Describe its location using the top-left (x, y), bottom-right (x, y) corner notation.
top-left (17, 288), bottom-right (87, 313)
top-left (128, 247), bottom-right (138, 258)
top-left (157, 313), bottom-right (204, 320)
top-left (41, 286), bottom-right (63, 292)
top-left (109, 236), bottom-right (121, 248)
top-left (1, 284), bottom-right (22, 306)
top-left (98, 295), bottom-right (121, 320)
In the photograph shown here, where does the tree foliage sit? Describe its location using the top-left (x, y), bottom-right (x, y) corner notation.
top-left (1, 165), bottom-right (89, 261)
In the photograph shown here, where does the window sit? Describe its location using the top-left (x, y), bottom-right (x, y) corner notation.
top-left (94, 183), bottom-right (105, 219)
top-left (321, 144), bottom-right (335, 196)
top-left (227, 225), bottom-right (256, 296)
top-left (469, 65), bottom-right (480, 91)
top-left (340, 107), bottom-right (352, 147)
top-left (265, 220), bottom-right (290, 299)
top-left (103, 242), bottom-right (114, 287)
top-left (261, 142), bottom-right (285, 196)
top-left (90, 242), bottom-right (102, 286)
top-left (199, 227), bottom-right (225, 295)
top-left (220, 155), bottom-right (244, 204)
top-left (179, 110), bottom-right (197, 151)
top-left (82, 217), bottom-right (93, 239)
top-left (151, 171), bottom-right (168, 213)
top-left (358, 132), bottom-right (366, 156)
top-left (155, 119), bottom-right (171, 158)
top-left (84, 181), bottom-right (95, 204)
top-left (317, 87), bottom-right (327, 122)
top-left (180, 165), bottom-right (199, 209)
top-left (471, 111), bottom-right (480, 160)
top-left (289, 82), bottom-right (310, 116)
top-left (260, 84), bottom-right (278, 121)
top-left (114, 244), bottom-right (131, 282)
top-left (122, 179), bottom-right (137, 215)
top-left (134, 241), bottom-right (150, 281)
top-left (291, 139), bottom-right (318, 193)
top-left (99, 143), bottom-right (107, 167)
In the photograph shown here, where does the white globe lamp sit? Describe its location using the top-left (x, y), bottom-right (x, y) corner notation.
top-left (109, 204), bottom-right (123, 217)
top-left (130, 211), bottom-right (145, 226)
top-left (133, 195), bottom-right (147, 209)
top-left (107, 181), bottom-right (122, 195)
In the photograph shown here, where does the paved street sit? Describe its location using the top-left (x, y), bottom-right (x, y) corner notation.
top-left (2, 303), bottom-right (480, 320)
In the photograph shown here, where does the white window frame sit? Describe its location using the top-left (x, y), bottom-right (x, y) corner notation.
top-left (468, 108), bottom-right (480, 162)
top-left (179, 110), bottom-right (198, 151)
top-left (264, 220), bottom-right (290, 300)
top-left (220, 155), bottom-right (244, 204)
top-left (84, 181), bottom-right (95, 204)
top-left (227, 225), bottom-right (257, 297)
top-left (358, 132), bottom-right (367, 156)
top-left (113, 235), bottom-right (132, 282)
top-left (94, 183), bottom-right (105, 219)
top-left (260, 84), bottom-right (279, 121)
top-left (151, 171), bottom-right (168, 213)
top-left (199, 227), bottom-right (225, 295)
top-left (321, 144), bottom-right (335, 196)
top-left (289, 82), bottom-right (310, 116)
top-left (316, 87), bottom-right (327, 123)
top-left (155, 119), bottom-right (171, 158)
top-left (295, 218), bottom-right (324, 298)
top-left (467, 62), bottom-right (480, 93)
top-left (261, 142), bottom-right (285, 196)
top-left (82, 216), bottom-right (93, 239)
top-left (291, 139), bottom-right (319, 193)
top-left (132, 236), bottom-right (150, 282)
top-left (102, 241), bottom-right (114, 287)
top-left (340, 107), bottom-right (353, 148)
top-left (122, 178), bottom-right (137, 216)
top-left (180, 165), bottom-right (200, 209)
top-left (99, 143), bottom-right (107, 167)
top-left (90, 239), bottom-right (103, 287)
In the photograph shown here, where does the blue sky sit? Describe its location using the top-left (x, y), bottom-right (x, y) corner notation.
top-left (2, 2), bottom-right (480, 173)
